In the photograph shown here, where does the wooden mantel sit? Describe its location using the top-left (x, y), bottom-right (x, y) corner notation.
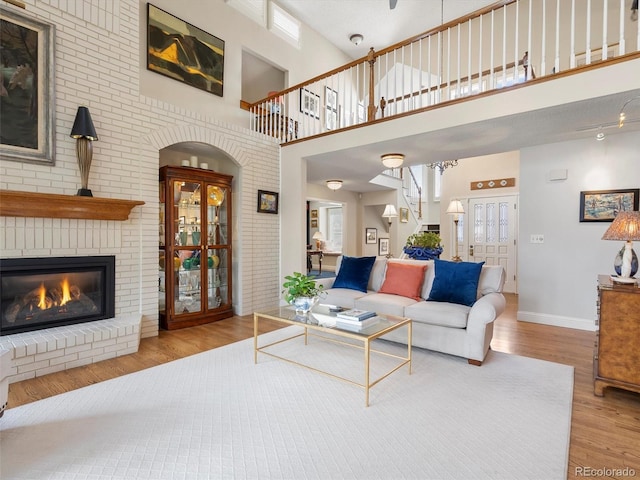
top-left (0, 190), bottom-right (145, 221)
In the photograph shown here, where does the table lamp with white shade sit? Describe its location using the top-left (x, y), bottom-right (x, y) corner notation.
top-left (601, 210), bottom-right (640, 284)
top-left (312, 231), bottom-right (324, 250)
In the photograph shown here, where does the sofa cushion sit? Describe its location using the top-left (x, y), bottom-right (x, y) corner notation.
top-left (321, 288), bottom-right (369, 309)
top-left (354, 293), bottom-right (418, 318)
top-left (368, 257), bottom-right (388, 291)
top-left (477, 264), bottom-right (506, 297)
top-left (332, 256), bottom-right (376, 292)
top-left (405, 300), bottom-right (471, 328)
top-left (387, 259), bottom-right (435, 298)
top-left (428, 259), bottom-right (484, 307)
top-left (378, 262), bottom-right (427, 301)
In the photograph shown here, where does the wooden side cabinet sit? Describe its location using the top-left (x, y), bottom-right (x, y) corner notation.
top-left (159, 166), bottom-right (233, 330)
top-left (594, 275), bottom-right (640, 396)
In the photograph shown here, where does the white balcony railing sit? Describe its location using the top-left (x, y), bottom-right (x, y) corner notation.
top-left (248, 0), bottom-right (640, 143)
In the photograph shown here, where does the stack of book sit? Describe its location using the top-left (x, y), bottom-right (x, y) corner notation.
top-left (335, 309), bottom-right (379, 331)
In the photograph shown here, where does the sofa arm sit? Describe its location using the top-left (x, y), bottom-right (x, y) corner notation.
top-left (467, 292), bottom-right (506, 330)
top-left (315, 277), bottom-right (335, 290)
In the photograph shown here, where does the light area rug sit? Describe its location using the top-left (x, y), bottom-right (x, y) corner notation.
top-left (0, 326), bottom-right (574, 480)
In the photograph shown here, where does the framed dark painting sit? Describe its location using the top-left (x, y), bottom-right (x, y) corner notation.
top-left (147, 4), bottom-right (224, 97)
top-left (579, 189), bottom-right (639, 222)
top-left (0, 7), bottom-right (55, 165)
top-left (257, 190), bottom-right (278, 214)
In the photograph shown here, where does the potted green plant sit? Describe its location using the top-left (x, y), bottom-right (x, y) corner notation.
top-left (282, 272), bottom-right (324, 313)
top-left (403, 231), bottom-right (443, 260)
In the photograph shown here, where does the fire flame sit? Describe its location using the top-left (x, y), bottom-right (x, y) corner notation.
top-left (36, 277), bottom-right (72, 310)
top-left (37, 283), bottom-right (47, 309)
top-left (61, 278), bottom-right (71, 306)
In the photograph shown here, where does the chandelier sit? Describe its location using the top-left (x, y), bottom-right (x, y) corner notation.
top-left (427, 160), bottom-right (458, 174)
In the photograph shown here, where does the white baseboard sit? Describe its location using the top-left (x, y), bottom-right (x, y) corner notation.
top-left (517, 311), bottom-right (596, 331)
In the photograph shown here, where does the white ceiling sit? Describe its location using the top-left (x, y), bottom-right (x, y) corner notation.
top-left (271, 0), bottom-right (640, 193)
top-left (303, 89), bottom-right (640, 192)
top-left (276, 0), bottom-right (497, 60)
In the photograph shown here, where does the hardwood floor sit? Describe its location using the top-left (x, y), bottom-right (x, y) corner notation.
top-left (6, 294), bottom-right (640, 479)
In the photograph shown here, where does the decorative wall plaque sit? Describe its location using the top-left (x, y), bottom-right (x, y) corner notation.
top-left (470, 178), bottom-right (516, 190)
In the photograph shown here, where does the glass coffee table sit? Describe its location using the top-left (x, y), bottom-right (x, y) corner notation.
top-left (253, 304), bottom-right (412, 406)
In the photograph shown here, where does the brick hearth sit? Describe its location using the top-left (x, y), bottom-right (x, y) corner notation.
top-left (0, 314), bottom-right (141, 384)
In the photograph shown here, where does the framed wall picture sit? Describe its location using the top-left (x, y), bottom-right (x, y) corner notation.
top-left (379, 238), bottom-right (390, 256)
top-left (310, 209), bottom-right (318, 219)
top-left (0, 8), bottom-right (55, 165)
top-left (325, 86), bottom-right (337, 110)
top-left (579, 189), bottom-right (639, 222)
top-left (400, 208), bottom-right (409, 223)
top-left (300, 88), bottom-right (320, 118)
top-left (311, 218), bottom-right (318, 228)
top-left (257, 190), bottom-right (279, 214)
top-left (325, 86), bottom-right (338, 130)
top-left (365, 228), bottom-right (377, 244)
top-left (325, 107), bottom-right (337, 130)
top-left (147, 4), bottom-right (225, 97)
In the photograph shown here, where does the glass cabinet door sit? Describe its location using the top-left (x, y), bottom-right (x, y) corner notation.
top-left (173, 180), bottom-right (203, 315)
top-left (159, 180), bottom-right (166, 315)
top-left (206, 248), bottom-right (229, 309)
top-left (205, 183), bottom-right (230, 311)
top-left (159, 165), bottom-right (233, 330)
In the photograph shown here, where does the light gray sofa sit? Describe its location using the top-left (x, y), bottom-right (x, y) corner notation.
top-left (316, 256), bottom-right (506, 365)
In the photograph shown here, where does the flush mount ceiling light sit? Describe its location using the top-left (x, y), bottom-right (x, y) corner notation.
top-left (381, 153), bottom-right (404, 169)
top-left (326, 179), bottom-right (343, 191)
top-left (596, 127), bottom-right (606, 141)
top-left (349, 34), bottom-right (364, 46)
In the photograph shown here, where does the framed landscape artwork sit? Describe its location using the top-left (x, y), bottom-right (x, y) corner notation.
top-left (147, 4), bottom-right (224, 97)
top-left (400, 208), bottom-right (409, 223)
top-left (0, 8), bottom-right (55, 165)
top-left (257, 190), bottom-right (279, 214)
top-left (579, 189), bottom-right (639, 222)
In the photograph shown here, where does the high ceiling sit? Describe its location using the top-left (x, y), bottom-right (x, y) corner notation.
top-left (276, 0), bottom-right (497, 60)
top-left (272, 0), bottom-right (640, 193)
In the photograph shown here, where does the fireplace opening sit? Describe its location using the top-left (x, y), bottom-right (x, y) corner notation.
top-left (0, 256), bottom-right (115, 336)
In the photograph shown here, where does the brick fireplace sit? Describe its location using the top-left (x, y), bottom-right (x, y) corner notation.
top-left (0, 191), bottom-right (146, 384)
top-left (1, 256), bottom-right (116, 336)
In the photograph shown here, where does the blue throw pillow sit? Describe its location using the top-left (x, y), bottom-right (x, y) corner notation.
top-left (332, 256), bottom-right (376, 292)
top-left (428, 259), bottom-right (485, 307)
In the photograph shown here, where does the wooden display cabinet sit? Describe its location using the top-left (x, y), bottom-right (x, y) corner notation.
top-left (594, 275), bottom-right (640, 396)
top-left (159, 166), bottom-right (233, 330)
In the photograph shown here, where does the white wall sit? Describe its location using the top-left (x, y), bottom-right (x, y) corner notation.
top-left (138, 0), bottom-right (352, 128)
top-left (1, 0), bottom-right (348, 337)
top-left (518, 130), bottom-right (640, 330)
top-left (440, 151), bottom-right (520, 259)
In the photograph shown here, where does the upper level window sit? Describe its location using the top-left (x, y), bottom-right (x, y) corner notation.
top-left (433, 168), bottom-right (442, 201)
top-left (225, 0), bottom-right (267, 26)
top-left (269, 2), bottom-right (301, 48)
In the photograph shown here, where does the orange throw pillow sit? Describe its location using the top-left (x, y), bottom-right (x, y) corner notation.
top-left (378, 262), bottom-right (428, 301)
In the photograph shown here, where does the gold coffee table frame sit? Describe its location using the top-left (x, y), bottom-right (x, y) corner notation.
top-left (254, 306), bottom-right (412, 406)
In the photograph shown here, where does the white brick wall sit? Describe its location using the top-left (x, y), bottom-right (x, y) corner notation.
top-left (0, 1), bottom-right (281, 377)
top-left (0, 314), bottom-right (141, 383)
